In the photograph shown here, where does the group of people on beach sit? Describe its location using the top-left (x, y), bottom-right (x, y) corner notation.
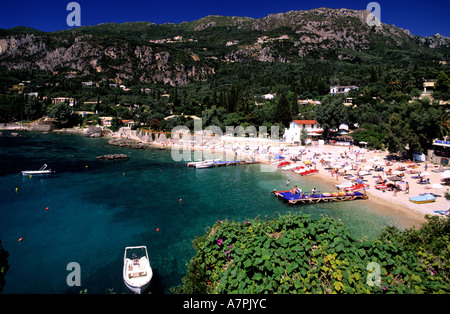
top-left (289, 184), bottom-right (317, 198)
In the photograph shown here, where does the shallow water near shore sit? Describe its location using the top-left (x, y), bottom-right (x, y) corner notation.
top-left (0, 132), bottom-right (421, 294)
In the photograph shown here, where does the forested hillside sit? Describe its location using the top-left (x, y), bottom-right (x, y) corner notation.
top-left (1, 8), bottom-right (449, 155)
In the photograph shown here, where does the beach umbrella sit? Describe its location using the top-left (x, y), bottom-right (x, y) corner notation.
top-left (441, 170), bottom-right (450, 179)
top-left (388, 176), bottom-right (402, 181)
top-left (431, 183), bottom-right (444, 189)
top-left (420, 171), bottom-right (431, 176)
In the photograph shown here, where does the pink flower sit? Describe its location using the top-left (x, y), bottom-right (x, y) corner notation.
top-left (217, 239), bottom-right (223, 246)
top-left (229, 244), bottom-right (233, 249)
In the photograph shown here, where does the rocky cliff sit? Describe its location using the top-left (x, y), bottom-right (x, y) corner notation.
top-left (0, 8), bottom-right (448, 86)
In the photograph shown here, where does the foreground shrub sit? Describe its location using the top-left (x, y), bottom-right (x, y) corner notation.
top-left (173, 214), bottom-right (449, 294)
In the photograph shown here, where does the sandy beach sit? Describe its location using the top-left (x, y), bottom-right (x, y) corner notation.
top-left (259, 144), bottom-right (448, 225)
top-left (112, 129), bottom-right (449, 227)
top-left (268, 144), bottom-right (449, 227)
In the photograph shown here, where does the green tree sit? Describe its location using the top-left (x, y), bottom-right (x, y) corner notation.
top-left (435, 71), bottom-right (450, 100)
top-left (110, 117), bottom-right (123, 131)
top-left (47, 102), bottom-right (73, 127)
top-left (315, 95), bottom-right (347, 139)
top-left (274, 92), bottom-right (292, 128)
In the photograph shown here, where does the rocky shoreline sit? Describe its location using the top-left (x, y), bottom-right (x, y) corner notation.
top-left (96, 154), bottom-right (129, 160)
top-left (108, 137), bottom-right (148, 149)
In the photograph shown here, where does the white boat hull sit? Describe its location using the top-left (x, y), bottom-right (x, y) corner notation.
top-left (195, 162), bottom-right (214, 168)
top-left (21, 164), bottom-right (53, 176)
top-left (124, 276), bottom-right (151, 294)
top-left (123, 246), bottom-right (153, 294)
top-left (21, 170), bottom-right (53, 176)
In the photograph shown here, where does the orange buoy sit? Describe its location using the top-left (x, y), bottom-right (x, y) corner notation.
top-left (156, 228), bottom-right (160, 232)
top-left (18, 238), bottom-right (23, 242)
top-left (179, 198), bottom-right (183, 202)
top-left (46, 207), bottom-right (49, 211)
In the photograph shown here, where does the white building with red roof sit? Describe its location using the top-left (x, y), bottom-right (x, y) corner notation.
top-left (284, 120), bottom-right (323, 144)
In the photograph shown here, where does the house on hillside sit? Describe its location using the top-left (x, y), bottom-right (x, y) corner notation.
top-left (298, 99), bottom-right (321, 106)
top-left (422, 79), bottom-right (436, 97)
top-left (99, 117), bottom-right (113, 126)
top-left (284, 120), bottom-right (323, 144)
top-left (262, 93), bottom-right (275, 100)
top-left (52, 97), bottom-right (75, 107)
top-left (329, 85), bottom-right (359, 96)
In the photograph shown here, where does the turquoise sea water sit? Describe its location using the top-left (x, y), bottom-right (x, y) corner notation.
top-left (0, 132), bottom-right (408, 294)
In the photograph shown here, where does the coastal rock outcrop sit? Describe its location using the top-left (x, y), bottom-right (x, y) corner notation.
top-left (97, 154), bottom-right (129, 160)
top-left (83, 126), bottom-right (102, 138)
top-left (108, 137), bottom-right (147, 149)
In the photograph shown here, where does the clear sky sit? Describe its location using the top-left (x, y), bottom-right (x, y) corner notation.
top-left (1, 0), bottom-right (449, 37)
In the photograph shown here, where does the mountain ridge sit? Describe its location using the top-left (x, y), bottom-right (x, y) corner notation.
top-left (0, 8), bottom-right (448, 87)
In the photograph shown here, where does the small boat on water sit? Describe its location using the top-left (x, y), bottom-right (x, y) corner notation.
top-left (21, 164), bottom-right (54, 176)
top-left (123, 246), bottom-right (152, 294)
top-left (409, 193), bottom-right (436, 204)
top-left (195, 161), bottom-right (214, 169)
top-left (186, 159), bottom-right (220, 167)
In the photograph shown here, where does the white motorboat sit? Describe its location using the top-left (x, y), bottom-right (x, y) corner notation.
top-left (195, 161), bottom-right (214, 169)
top-left (187, 159), bottom-right (220, 167)
top-left (21, 164), bottom-right (54, 176)
top-left (123, 246), bottom-right (153, 294)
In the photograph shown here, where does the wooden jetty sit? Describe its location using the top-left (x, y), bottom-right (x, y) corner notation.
top-left (274, 190), bottom-right (368, 205)
top-left (212, 160), bottom-right (259, 167)
top-left (187, 160), bottom-right (259, 168)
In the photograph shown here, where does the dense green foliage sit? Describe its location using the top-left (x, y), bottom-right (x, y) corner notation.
top-left (316, 94), bottom-right (449, 154)
top-left (1, 13), bottom-right (449, 155)
top-left (173, 214), bottom-right (449, 294)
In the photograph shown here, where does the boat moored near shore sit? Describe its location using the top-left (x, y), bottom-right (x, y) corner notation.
top-left (21, 164), bottom-right (54, 176)
top-left (123, 246), bottom-right (153, 294)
